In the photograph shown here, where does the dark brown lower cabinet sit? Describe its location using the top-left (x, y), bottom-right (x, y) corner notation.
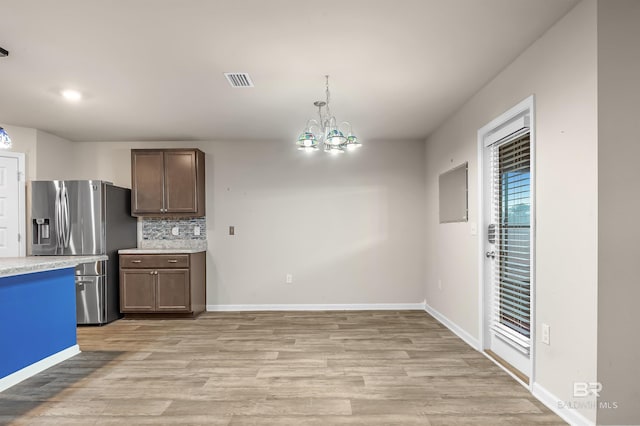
top-left (120, 252), bottom-right (205, 317)
top-left (120, 269), bottom-right (156, 312)
top-left (156, 269), bottom-right (190, 311)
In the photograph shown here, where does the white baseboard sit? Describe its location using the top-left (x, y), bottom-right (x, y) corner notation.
top-left (207, 303), bottom-right (426, 312)
top-left (532, 382), bottom-right (594, 426)
top-left (424, 302), bottom-right (480, 350)
top-left (0, 345), bottom-right (80, 393)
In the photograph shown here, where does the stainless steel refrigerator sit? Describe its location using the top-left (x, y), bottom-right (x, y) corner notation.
top-left (31, 180), bottom-right (137, 325)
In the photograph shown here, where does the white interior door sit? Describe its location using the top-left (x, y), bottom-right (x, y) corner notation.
top-left (0, 153), bottom-right (25, 257)
top-left (479, 96), bottom-right (535, 383)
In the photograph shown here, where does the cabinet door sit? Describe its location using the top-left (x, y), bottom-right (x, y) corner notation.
top-left (164, 151), bottom-right (197, 213)
top-left (120, 269), bottom-right (156, 312)
top-left (132, 151), bottom-right (165, 215)
top-left (156, 269), bottom-right (190, 312)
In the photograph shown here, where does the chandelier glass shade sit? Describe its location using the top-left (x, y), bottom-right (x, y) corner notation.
top-left (296, 76), bottom-right (360, 153)
top-left (0, 127), bottom-right (11, 149)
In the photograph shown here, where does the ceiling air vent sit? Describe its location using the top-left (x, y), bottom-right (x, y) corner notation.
top-left (224, 72), bottom-right (254, 88)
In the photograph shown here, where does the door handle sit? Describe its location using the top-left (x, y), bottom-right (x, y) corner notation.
top-left (485, 251), bottom-right (496, 259)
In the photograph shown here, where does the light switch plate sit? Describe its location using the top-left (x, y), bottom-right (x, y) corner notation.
top-left (193, 226), bottom-right (200, 236)
top-left (541, 323), bottom-right (550, 345)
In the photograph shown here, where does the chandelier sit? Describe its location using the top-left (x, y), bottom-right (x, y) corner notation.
top-left (296, 75), bottom-right (361, 154)
top-left (0, 127), bottom-right (11, 149)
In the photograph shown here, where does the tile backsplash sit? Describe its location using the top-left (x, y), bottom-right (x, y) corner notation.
top-left (141, 217), bottom-right (207, 240)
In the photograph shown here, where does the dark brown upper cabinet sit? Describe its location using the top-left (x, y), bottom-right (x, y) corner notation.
top-left (131, 149), bottom-right (205, 217)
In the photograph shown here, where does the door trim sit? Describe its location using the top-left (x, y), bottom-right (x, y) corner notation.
top-left (477, 95), bottom-right (536, 390)
top-left (0, 151), bottom-right (26, 256)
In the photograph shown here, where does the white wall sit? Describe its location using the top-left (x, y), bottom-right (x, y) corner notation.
top-left (0, 125), bottom-right (78, 181)
top-left (424, 0), bottom-right (597, 422)
top-left (0, 124), bottom-right (37, 181)
top-left (34, 130), bottom-right (78, 180)
top-left (597, 1), bottom-right (640, 423)
top-left (72, 139), bottom-right (427, 307)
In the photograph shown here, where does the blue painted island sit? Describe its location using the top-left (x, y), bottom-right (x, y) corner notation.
top-left (0, 255), bottom-right (106, 392)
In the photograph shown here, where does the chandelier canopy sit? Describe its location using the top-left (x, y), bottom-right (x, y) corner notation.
top-left (296, 75), bottom-right (361, 154)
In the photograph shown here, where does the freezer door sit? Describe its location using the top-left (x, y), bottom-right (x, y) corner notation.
top-left (75, 260), bottom-right (105, 276)
top-left (31, 181), bottom-right (60, 255)
top-left (76, 275), bottom-right (106, 325)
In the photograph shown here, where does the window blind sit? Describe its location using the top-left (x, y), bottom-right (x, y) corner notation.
top-left (490, 134), bottom-right (531, 354)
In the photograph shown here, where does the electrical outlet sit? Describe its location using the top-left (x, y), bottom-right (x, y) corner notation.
top-left (438, 279), bottom-right (442, 290)
top-left (541, 323), bottom-right (550, 345)
top-left (193, 226), bottom-right (201, 236)
top-left (171, 226), bottom-right (179, 236)
top-left (285, 274), bottom-right (293, 284)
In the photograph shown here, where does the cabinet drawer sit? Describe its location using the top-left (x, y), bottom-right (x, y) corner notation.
top-left (120, 254), bottom-right (190, 269)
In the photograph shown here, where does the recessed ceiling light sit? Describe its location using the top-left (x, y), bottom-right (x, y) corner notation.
top-left (61, 89), bottom-right (82, 101)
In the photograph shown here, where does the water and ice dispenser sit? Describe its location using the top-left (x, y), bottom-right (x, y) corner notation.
top-left (32, 218), bottom-right (50, 244)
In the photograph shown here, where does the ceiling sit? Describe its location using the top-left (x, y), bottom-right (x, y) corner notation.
top-left (0, 0), bottom-right (578, 142)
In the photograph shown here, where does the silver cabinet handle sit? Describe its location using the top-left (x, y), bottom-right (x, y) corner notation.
top-left (131, 260), bottom-right (142, 263)
top-left (167, 259), bottom-right (178, 263)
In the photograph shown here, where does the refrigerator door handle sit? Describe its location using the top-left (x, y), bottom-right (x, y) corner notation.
top-left (62, 185), bottom-right (71, 248)
top-left (54, 185), bottom-right (62, 253)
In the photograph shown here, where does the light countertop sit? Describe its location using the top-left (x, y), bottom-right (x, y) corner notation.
top-left (121, 239), bottom-right (208, 254)
top-left (118, 248), bottom-right (206, 254)
top-left (0, 255), bottom-right (108, 278)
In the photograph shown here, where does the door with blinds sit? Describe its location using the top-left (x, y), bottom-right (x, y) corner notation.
top-left (481, 100), bottom-right (534, 382)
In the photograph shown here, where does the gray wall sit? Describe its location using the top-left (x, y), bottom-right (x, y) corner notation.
top-left (597, 0), bottom-right (640, 423)
top-left (424, 0), bottom-right (598, 422)
top-left (71, 139), bottom-right (427, 308)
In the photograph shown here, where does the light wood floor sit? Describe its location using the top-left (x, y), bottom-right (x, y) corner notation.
top-left (0, 311), bottom-right (565, 425)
